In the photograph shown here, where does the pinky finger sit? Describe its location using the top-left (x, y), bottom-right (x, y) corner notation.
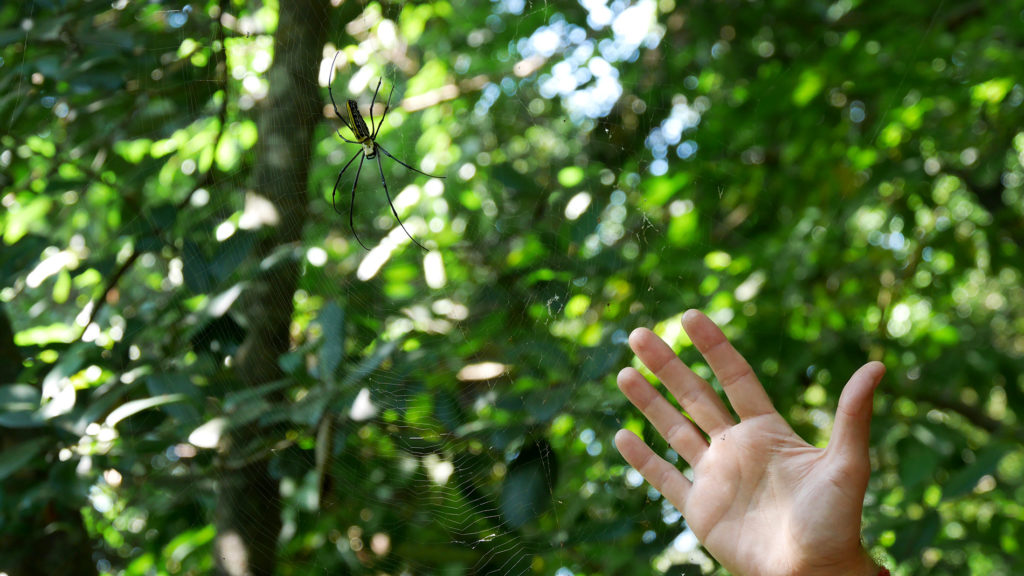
top-left (614, 429), bottom-right (691, 510)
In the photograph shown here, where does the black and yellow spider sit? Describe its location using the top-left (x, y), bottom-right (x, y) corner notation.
top-left (328, 54), bottom-right (444, 251)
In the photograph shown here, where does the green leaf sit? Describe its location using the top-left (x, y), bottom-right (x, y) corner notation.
top-left (339, 339), bottom-right (399, 390)
top-left (0, 383), bottom-right (40, 406)
top-left (890, 509), bottom-right (940, 562)
top-left (210, 231), bottom-right (257, 283)
top-left (146, 374), bottom-right (202, 425)
top-left (0, 436), bottom-right (51, 480)
top-left (792, 69), bottom-right (824, 106)
top-left (182, 240), bottom-right (212, 293)
top-left (499, 439), bottom-right (557, 528)
top-left (317, 301), bottom-right (345, 381)
top-left (897, 436), bottom-right (940, 489)
top-left (557, 166), bottom-right (585, 188)
top-left (971, 78), bottom-right (1013, 104)
top-left (643, 173), bottom-right (690, 207)
top-left (0, 410), bottom-right (44, 429)
top-left (493, 162), bottom-right (534, 193)
top-left (0, 234), bottom-right (48, 284)
top-left (223, 378), bottom-right (293, 411)
top-left (0, 384), bottom-right (45, 429)
top-left (579, 341), bottom-right (624, 382)
top-left (942, 444), bottom-right (1014, 501)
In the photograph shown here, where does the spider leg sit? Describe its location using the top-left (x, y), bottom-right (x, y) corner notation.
top-left (369, 77), bottom-right (383, 139)
top-left (376, 148), bottom-right (427, 251)
top-left (377, 144), bottom-right (446, 179)
top-left (350, 154), bottom-right (370, 250)
top-left (374, 80), bottom-right (395, 141)
top-left (383, 79), bottom-right (395, 111)
top-left (328, 52), bottom-right (358, 138)
top-left (335, 129), bottom-right (359, 145)
top-left (332, 149), bottom-right (363, 215)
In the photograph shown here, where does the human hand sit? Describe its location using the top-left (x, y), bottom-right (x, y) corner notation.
top-left (615, 310), bottom-right (884, 576)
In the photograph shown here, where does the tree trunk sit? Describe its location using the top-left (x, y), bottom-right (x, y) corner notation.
top-left (213, 1), bottom-right (328, 574)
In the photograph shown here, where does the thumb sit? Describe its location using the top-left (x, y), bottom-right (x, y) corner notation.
top-left (828, 361), bottom-right (885, 465)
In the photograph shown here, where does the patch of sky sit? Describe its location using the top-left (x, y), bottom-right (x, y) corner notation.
top-left (521, 0), bottom-right (663, 121)
top-left (646, 99), bottom-right (702, 167)
top-left (474, 82), bottom-right (503, 117)
top-left (493, 0), bottom-right (526, 15)
top-left (168, 5), bottom-right (191, 29)
top-left (868, 230), bottom-right (906, 251)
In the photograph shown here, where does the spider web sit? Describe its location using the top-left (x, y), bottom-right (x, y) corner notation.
top-left (246, 1), bottom-right (735, 573)
top-left (160, 1), bottom-right (699, 573)
top-left (291, 3), bottom-right (674, 573)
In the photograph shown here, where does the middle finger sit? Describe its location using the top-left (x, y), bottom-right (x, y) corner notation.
top-left (628, 327), bottom-right (735, 437)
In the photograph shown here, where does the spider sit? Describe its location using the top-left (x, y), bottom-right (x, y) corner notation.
top-left (328, 54), bottom-right (444, 251)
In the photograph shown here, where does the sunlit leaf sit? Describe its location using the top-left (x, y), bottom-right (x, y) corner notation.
top-left (106, 394), bottom-right (189, 428)
top-left (792, 69), bottom-right (824, 106)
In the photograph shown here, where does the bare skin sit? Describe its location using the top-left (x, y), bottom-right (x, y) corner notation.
top-left (615, 310), bottom-right (883, 576)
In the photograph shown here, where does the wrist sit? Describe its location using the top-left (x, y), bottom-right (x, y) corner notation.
top-left (797, 553), bottom-right (885, 576)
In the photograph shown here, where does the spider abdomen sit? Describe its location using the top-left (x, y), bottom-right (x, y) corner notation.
top-left (345, 99), bottom-right (372, 141)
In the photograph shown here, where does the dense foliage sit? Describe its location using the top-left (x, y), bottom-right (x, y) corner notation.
top-left (2, 0), bottom-right (1023, 575)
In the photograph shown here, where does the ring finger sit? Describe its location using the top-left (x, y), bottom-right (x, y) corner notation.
top-left (617, 367), bottom-right (709, 466)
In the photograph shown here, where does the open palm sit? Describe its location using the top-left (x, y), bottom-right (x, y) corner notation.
top-left (615, 310), bottom-right (883, 576)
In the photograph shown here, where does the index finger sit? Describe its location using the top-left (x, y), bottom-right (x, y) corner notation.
top-left (681, 309), bottom-right (776, 420)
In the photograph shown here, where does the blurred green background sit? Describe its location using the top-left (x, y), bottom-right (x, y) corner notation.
top-left (1, 0), bottom-right (1023, 575)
